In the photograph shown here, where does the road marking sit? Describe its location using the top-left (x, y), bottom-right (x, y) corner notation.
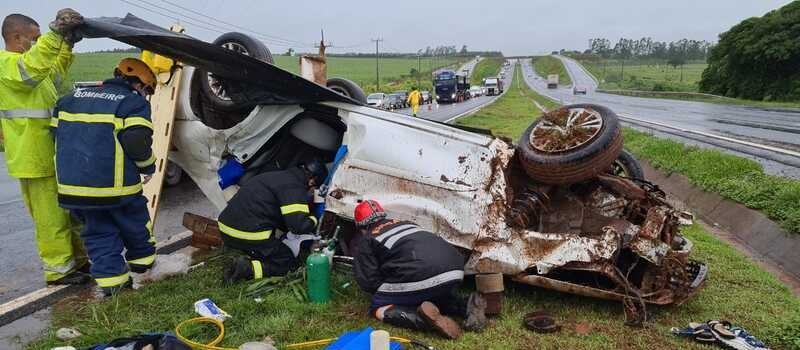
top-left (618, 113), bottom-right (800, 158)
top-left (0, 230), bottom-right (194, 327)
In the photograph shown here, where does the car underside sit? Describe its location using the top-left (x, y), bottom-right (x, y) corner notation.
top-left (84, 15), bottom-right (707, 320)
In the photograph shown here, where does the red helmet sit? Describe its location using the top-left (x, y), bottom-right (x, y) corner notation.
top-left (354, 199), bottom-right (387, 227)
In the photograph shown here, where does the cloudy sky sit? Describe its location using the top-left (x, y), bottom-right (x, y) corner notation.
top-left (1, 0), bottom-right (792, 55)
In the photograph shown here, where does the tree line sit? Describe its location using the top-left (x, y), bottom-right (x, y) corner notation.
top-left (699, 1), bottom-right (800, 101)
top-left (586, 37), bottom-right (713, 65)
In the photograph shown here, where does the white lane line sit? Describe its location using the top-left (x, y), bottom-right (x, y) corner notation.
top-left (618, 113), bottom-right (800, 158)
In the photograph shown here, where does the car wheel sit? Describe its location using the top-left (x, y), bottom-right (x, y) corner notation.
top-left (610, 149), bottom-right (644, 180)
top-left (326, 78), bottom-right (367, 104)
top-left (517, 104), bottom-right (623, 185)
top-left (164, 161), bottom-right (183, 186)
top-left (196, 32), bottom-right (273, 113)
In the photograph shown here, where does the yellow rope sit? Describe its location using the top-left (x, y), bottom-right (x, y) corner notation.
top-left (175, 316), bottom-right (415, 350)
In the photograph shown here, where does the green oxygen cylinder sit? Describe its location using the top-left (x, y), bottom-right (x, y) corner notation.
top-left (306, 248), bottom-right (331, 303)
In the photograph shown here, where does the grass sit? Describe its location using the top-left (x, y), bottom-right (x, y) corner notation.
top-left (470, 58), bottom-right (503, 86)
top-left (532, 56), bottom-right (572, 87)
top-left (27, 65), bottom-right (800, 350)
top-left (24, 225), bottom-right (800, 350)
top-left (577, 59), bottom-right (800, 109)
top-left (580, 59), bottom-right (704, 93)
top-left (623, 128), bottom-right (800, 234)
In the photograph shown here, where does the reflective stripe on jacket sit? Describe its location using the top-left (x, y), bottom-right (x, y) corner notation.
top-left (354, 219), bottom-right (465, 295)
top-left (0, 31), bottom-right (72, 178)
top-left (52, 78), bottom-right (155, 208)
top-left (217, 167), bottom-right (317, 242)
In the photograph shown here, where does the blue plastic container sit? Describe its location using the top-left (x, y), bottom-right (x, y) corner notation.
top-left (324, 327), bottom-right (402, 350)
top-left (218, 157), bottom-right (244, 189)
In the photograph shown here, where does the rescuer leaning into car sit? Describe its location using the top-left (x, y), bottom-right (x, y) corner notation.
top-left (352, 200), bottom-right (487, 339)
top-left (220, 161), bottom-right (328, 283)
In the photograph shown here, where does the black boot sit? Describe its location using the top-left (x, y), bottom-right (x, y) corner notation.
top-left (418, 301), bottom-right (462, 339)
top-left (46, 270), bottom-right (91, 286)
top-left (381, 305), bottom-right (430, 331)
top-left (223, 257), bottom-right (254, 284)
top-left (436, 292), bottom-right (487, 332)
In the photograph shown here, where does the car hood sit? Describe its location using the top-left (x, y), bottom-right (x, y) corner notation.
top-left (81, 14), bottom-right (359, 106)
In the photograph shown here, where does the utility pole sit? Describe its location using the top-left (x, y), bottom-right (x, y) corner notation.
top-left (620, 59), bottom-right (625, 83)
top-left (371, 38), bottom-right (383, 90)
top-left (417, 53), bottom-right (421, 87)
top-left (314, 29), bottom-right (332, 57)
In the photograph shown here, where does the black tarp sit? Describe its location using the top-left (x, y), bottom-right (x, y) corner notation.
top-left (81, 14), bottom-right (358, 105)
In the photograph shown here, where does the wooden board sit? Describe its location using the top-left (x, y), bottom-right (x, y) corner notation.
top-left (142, 62), bottom-right (182, 222)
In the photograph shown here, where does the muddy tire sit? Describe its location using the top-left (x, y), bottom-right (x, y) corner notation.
top-left (326, 78), bottom-right (367, 104)
top-left (194, 32), bottom-right (273, 114)
top-left (610, 149), bottom-right (644, 180)
top-left (517, 104), bottom-right (623, 185)
top-left (164, 161), bottom-right (183, 186)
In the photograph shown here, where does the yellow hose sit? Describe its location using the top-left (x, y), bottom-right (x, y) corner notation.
top-left (175, 317), bottom-right (416, 350)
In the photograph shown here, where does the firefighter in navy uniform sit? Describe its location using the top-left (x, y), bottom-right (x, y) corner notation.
top-left (352, 200), bottom-right (487, 339)
top-left (220, 161), bottom-right (328, 283)
top-left (51, 58), bottom-right (158, 296)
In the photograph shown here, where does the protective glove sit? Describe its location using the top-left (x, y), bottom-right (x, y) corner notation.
top-left (49, 8), bottom-right (84, 44)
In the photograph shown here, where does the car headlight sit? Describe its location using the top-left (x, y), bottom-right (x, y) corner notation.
top-left (451, 93), bottom-right (456, 99)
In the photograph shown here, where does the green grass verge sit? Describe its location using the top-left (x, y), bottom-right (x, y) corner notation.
top-left (25, 64), bottom-right (800, 350)
top-left (25, 223), bottom-right (800, 350)
top-left (623, 128), bottom-right (800, 234)
top-left (457, 63), bottom-right (558, 139)
top-left (532, 56), bottom-right (572, 87)
top-left (577, 59), bottom-right (800, 109)
top-left (469, 58), bottom-right (503, 86)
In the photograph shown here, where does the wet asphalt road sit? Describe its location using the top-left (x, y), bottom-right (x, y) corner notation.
top-left (521, 57), bottom-right (800, 179)
top-left (0, 152), bottom-right (218, 304)
top-left (0, 58), bottom-right (511, 305)
top-left (397, 58), bottom-right (514, 122)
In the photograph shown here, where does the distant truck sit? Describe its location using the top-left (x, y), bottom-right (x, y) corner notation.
top-left (483, 77), bottom-right (504, 96)
top-left (547, 74), bottom-right (559, 89)
top-left (434, 70), bottom-right (471, 103)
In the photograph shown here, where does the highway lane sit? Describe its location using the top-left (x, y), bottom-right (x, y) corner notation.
top-left (397, 58), bottom-right (514, 122)
top-left (521, 57), bottom-right (800, 178)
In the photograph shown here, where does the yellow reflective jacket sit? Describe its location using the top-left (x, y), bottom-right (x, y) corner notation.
top-left (0, 31), bottom-right (73, 178)
top-left (407, 90), bottom-right (421, 105)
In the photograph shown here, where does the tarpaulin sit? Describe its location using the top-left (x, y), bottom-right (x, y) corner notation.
top-left (81, 14), bottom-right (359, 105)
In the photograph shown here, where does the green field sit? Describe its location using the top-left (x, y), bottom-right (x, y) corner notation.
top-left (579, 59), bottom-right (705, 93)
top-left (531, 56), bottom-right (573, 87)
top-left (27, 64), bottom-right (800, 350)
top-left (469, 57), bottom-right (503, 86)
top-left (61, 53), bottom-right (462, 95)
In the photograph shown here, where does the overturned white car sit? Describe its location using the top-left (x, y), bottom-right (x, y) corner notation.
top-left (86, 15), bottom-right (707, 317)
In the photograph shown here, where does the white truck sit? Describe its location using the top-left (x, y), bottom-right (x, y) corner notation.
top-left (547, 74), bottom-right (559, 89)
top-left (483, 77), bottom-right (503, 96)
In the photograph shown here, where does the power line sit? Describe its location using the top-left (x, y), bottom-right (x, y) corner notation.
top-left (116, 0), bottom-right (311, 48)
top-left (159, 0), bottom-right (309, 47)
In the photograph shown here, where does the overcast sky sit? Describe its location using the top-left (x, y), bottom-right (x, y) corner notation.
top-left (1, 0), bottom-right (792, 55)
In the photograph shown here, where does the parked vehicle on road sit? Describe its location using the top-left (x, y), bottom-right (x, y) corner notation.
top-left (547, 74), bottom-right (559, 89)
top-left (384, 93), bottom-right (405, 110)
top-left (573, 85), bottom-right (587, 95)
top-left (420, 90), bottom-right (431, 104)
top-left (366, 93), bottom-right (387, 108)
top-left (434, 70), bottom-right (471, 103)
top-left (100, 18), bottom-right (706, 315)
top-left (393, 90), bottom-right (409, 108)
top-left (469, 86), bottom-right (483, 97)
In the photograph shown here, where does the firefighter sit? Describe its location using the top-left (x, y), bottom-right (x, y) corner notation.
top-left (0, 9), bottom-right (89, 285)
top-left (220, 161), bottom-right (328, 283)
top-left (51, 58), bottom-right (158, 296)
top-left (352, 200), bottom-right (487, 339)
top-left (407, 87), bottom-right (422, 117)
